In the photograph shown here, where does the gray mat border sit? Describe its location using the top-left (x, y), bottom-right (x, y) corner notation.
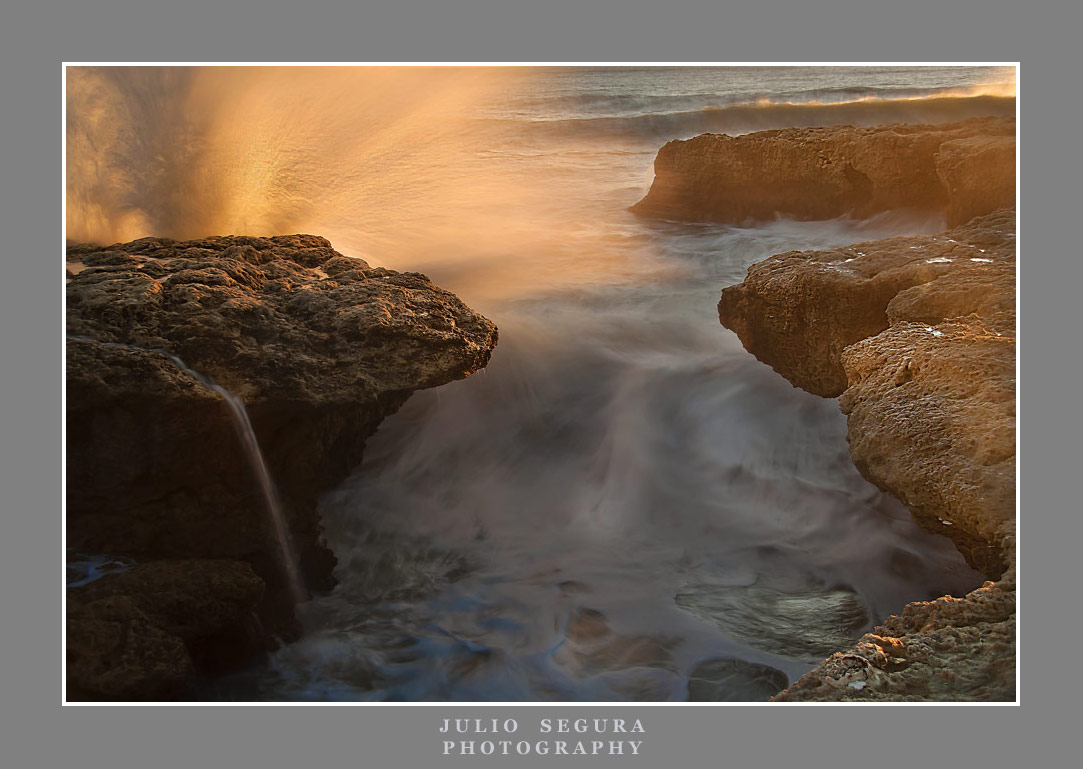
top-left (3, 1), bottom-right (1076, 767)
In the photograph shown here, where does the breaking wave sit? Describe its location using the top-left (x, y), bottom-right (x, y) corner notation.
top-left (492, 94), bottom-right (1016, 143)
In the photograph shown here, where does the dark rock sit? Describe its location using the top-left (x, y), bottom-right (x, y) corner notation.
top-left (67, 595), bottom-right (193, 700)
top-left (66, 234), bottom-right (498, 696)
top-left (67, 559), bottom-right (270, 700)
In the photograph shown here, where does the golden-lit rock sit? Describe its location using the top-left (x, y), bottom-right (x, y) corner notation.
top-left (718, 209), bottom-right (1015, 397)
top-left (936, 135), bottom-right (1016, 228)
top-left (840, 316), bottom-right (1015, 579)
top-left (632, 117), bottom-right (1014, 226)
top-left (716, 209), bottom-right (1015, 701)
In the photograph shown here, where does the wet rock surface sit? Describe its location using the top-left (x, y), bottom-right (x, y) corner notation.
top-left (716, 210), bottom-right (1015, 701)
top-left (687, 658), bottom-right (789, 702)
top-left (557, 608), bottom-right (681, 678)
top-left (676, 581), bottom-right (869, 662)
top-left (632, 117), bottom-right (1014, 227)
top-left (66, 234), bottom-right (498, 699)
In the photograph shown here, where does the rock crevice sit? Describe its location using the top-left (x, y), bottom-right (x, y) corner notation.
top-left (632, 114), bottom-right (1016, 701)
top-left (717, 210), bottom-right (1015, 701)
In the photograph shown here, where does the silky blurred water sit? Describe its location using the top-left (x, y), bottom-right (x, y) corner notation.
top-left (66, 66), bottom-right (1014, 701)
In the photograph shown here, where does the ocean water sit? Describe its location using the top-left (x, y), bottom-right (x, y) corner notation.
top-left (65, 66), bottom-right (1014, 701)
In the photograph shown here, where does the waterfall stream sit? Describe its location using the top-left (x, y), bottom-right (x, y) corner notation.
top-left (67, 336), bottom-right (308, 605)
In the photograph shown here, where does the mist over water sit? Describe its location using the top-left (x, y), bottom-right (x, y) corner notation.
top-left (66, 66), bottom-right (1012, 700)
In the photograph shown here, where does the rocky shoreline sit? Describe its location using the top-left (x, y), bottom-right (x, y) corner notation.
top-left (66, 235), bottom-right (497, 699)
top-left (637, 118), bottom-right (1016, 700)
top-left (721, 211), bottom-right (1016, 700)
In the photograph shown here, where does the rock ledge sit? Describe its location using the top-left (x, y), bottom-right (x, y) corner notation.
top-left (632, 117), bottom-right (1014, 227)
top-left (66, 234), bottom-right (498, 699)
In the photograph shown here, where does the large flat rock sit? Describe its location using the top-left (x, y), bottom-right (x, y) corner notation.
top-left (632, 117), bottom-right (1014, 227)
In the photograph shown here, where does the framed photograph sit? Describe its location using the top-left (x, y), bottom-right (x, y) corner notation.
top-left (64, 64), bottom-right (1017, 716)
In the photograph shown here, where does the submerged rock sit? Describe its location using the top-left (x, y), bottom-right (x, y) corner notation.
top-left (632, 117), bottom-right (1014, 226)
top-left (555, 608), bottom-right (681, 679)
top-left (686, 658), bottom-right (789, 702)
top-left (716, 209), bottom-right (1015, 700)
top-left (66, 234), bottom-right (498, 699)
top-left (675, 582), bottom-right (868, 662)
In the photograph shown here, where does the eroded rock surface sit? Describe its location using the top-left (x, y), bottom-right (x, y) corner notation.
top-left (632, 117), bottom-right (1014, 226)
top-left (66, 234), bottom-right (498, 698)
top-left (718, 209), bottom-right (1014, 397)
top-left (774, 580), bottom-right (1015, 701)
top-left (716, 210), bottom-right (1015, 701)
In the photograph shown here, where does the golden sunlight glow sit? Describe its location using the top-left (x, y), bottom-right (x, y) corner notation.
top-left (65, 66), bottom-right (1016, 307)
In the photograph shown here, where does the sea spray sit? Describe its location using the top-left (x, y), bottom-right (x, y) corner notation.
top-left (67, 336), bottom-right (308, 605)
